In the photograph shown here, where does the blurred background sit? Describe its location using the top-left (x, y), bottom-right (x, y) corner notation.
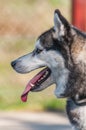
top-left (0, 0), bottom-right (86, 113)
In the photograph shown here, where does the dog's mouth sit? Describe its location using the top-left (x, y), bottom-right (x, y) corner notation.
top-left (21, 67), bottom-right (51, 102)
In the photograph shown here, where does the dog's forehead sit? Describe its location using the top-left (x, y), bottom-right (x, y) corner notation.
top-left (37, 28), bottom-right (55, 48)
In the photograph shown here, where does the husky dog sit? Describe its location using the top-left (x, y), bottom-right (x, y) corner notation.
top-left (11, 9), bottom-right (86, 130)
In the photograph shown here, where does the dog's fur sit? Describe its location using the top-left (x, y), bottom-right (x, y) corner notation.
top-left (11, 9), bottom-right (86, 130)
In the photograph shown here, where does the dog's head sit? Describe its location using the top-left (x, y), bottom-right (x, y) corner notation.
top-left (11, 9), bottom-right (76, 102)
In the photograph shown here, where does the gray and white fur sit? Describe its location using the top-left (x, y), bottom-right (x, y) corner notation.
top-left (11, 9), bottom-right (86, 130)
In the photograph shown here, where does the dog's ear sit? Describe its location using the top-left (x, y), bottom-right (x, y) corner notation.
top-left (53, 9), bottom-right (70, 39)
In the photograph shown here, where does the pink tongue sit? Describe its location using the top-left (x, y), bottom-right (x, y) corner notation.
top-left (21, 84), bottom-right (31, 102)
top-left (21, 68), bottom-right (48, 102)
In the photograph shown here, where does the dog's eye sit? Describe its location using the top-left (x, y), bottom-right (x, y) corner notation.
top-left (36, 48), bottom-right (42, 54)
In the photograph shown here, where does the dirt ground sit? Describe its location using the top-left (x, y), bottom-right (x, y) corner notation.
top-left (0, 111), bottom-right (72, 130)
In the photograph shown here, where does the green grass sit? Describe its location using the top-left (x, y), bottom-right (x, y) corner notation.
top-left (43, 98), bottom-right (66, 112)
top-left (0, 83), bottom-right (66, 111)
top-left (48, 0), bottom-right (63, 7)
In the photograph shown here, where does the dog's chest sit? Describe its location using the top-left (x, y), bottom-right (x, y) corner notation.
top-left (79, 106), bottom-right (86, 129)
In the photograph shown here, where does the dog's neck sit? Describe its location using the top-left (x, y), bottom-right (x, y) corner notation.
top-left (64, 28), bottom-right (86, 99)
top-left (67, 35), bottom-right (86, 96)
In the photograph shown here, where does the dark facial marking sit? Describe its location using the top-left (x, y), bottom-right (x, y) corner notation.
top-left (38, 28), bottom-right (55, 50)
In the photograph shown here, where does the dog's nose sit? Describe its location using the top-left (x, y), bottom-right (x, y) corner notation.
top-left (11, 61), bottom-right (16, 68)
